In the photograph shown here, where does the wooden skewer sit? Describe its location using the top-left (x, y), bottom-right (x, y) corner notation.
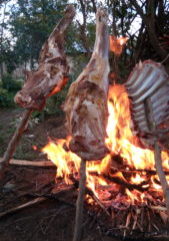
top-left (0, 109), bottom-right (32, 180)
top-left (73, 159), bottom-right (86, 241)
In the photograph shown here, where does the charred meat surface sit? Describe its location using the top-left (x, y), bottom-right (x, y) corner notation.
top-left (64, 8), bottom-right (110, 161)
top-left (14, 5), bottom-right (75, 110)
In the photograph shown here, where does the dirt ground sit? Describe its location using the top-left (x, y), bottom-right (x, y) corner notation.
top-left (0, 108), bottom-right (168, 241)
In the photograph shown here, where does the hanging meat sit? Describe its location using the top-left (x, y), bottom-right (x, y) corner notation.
top-left (125, 60), bottom-right (169, 149)
top-left (64, 8), bottom-right (110, 161)
top-left (14, 5), bottom-right (75, 110)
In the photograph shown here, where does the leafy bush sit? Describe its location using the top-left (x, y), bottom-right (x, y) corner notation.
top-left (2, 74), bottom-right (22, 92)
top-left (0, 87), bottom-right (16, 107)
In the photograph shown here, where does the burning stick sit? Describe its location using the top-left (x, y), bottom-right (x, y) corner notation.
top-left (125, 60), bottom-right (169, 219)
top-left (64, 8), bottom-right (110, 241)
top-left (0, 6), bottom-right (75, 181)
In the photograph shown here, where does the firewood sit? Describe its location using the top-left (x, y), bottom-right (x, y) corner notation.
top-left (109, 167), bottom-right (169, 176)
top-left (0, 197), bottom-right (46, 219)
top-left (69, 175), bottom-right (109, 216)
top-left (86, 187), bottom-right (110, 216)
top-left (89, 172), bottom-right (148, 192)
top-left (150, 205), bottom-right (167, 211)
top-left (0, 185), bottom-right (74, 219)
top-left (7, 158), bottom-right (54, 167)
top-left (123, 212), bottom-right (131, 238)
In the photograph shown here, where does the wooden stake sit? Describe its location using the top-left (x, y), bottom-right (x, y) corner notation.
top-left (146, 98), bottom-right (169, 220)
top-left (0, 109), bottom-right (32, 180)
top-left (73, 159), bottom-right (86, 241)
top-left (154, 142), bottom-right (169, 218)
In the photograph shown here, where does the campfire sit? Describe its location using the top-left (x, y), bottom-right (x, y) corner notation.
top-left (1, 5), bottom-right (169, 240)
top-left (42, 84), bottom-right (169, 237)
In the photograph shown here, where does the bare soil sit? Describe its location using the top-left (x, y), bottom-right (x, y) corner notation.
top-left (0, 108), bottom-right (167, 241)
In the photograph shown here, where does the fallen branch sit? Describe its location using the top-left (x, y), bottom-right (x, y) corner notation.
top-left (89, 172), bottom-right (149, 192)
top-left (86, 187), bottom-right (110, 216)
top-left (0, 185), bottom-right (74, 219)
top-left (0, 197), bottom-right (46, 219)
top-left (69, 175), bottom-right (110, 216)
top-left (109, 167), bottom-right (169, 176)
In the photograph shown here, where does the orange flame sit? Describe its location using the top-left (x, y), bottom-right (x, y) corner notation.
top-left (41, 84), bottom-right (169, 204)
top-left (109, 36), bottom-right (128, 56)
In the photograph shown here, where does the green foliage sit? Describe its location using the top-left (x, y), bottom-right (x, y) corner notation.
top-left (1, 74), bottom-right (22, 91)
top-left (9, 0), bottom-right (69, 68)
top-left (0, 74), bottom-right (22, 107)
top-left (0, 87), bottom-right (15, 107)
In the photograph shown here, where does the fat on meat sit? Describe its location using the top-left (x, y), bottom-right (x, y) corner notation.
top-left (14, 6), bottom-right (75, 110)
top-left (64, 8), bottom-right (110, 160)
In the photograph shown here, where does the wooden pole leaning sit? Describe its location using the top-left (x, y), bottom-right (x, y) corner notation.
top-left (0, 109), bottom-right (32, 180)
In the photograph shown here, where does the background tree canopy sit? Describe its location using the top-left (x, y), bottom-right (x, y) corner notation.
top-left (0, 0), bottom-right (169, 108)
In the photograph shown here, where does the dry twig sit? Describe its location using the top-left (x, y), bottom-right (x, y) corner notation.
top-left (0, 197), bottom-right (46, 219)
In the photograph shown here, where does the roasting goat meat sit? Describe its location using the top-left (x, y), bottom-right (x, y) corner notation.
top-left (125, 60), bottom-right (169, 149)
top-left (64, 8), bottom-right (110, 161)
top-left (14, 5), bottom-right (75, 110)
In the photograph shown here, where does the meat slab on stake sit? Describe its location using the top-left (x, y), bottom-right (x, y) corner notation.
top-left (64, 8), bottom-right (110, 241)
top-left (125, 60), bottom-right (169, 218)
top-left (2, 4), bottom-right (169, 240)
top-left (64, 11), bottom-right (110, 161)
top-left (14, 5), bottom-right (76, 110)
top-left (0, 5), bottom-right (75, 179)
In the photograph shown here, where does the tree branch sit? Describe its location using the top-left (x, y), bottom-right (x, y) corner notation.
top-left (130, 0), bottom-right (169, 64)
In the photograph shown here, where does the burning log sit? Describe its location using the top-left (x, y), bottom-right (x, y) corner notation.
top-left (0, 6), bottom-right (75, 181)
top-left (64, 8), bottom-right (110, 241)
top-left (125, 60), bottom-right (169, 219)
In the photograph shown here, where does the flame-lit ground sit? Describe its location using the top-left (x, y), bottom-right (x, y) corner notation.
top-left (42, 84), bottom-right (169, 208)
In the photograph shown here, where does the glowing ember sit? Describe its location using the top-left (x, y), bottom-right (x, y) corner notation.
top-left (42, 84), bottom-right (169, 205)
